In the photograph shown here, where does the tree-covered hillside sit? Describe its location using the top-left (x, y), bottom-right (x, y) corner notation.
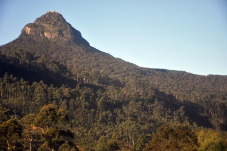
top-left (0, 11), bottom-right (227, 150)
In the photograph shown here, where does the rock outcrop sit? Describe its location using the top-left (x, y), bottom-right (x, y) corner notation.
top-left (21, 11), bottom-right (89, 46)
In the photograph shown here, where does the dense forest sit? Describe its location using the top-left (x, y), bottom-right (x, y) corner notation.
top-left (0, 11), bottom-right (227, 150)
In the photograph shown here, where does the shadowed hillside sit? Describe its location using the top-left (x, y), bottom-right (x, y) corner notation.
top-left (0, 11), bottom-right (227, 150)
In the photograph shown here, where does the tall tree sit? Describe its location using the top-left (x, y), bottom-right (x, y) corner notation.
top-left (0, 119), bottom-right (23, 151)
top-left (145, 124), bottom-right (198, 151)
top-left (34, 104), bottom-right (69, 129)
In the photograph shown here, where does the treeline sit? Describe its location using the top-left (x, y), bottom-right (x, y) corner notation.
top-left (146, 71), bottom-right (227, 130)
top-left (1, 35), bottom-right (227, 132)
top-left (0, 73), bottom-right (227, 150)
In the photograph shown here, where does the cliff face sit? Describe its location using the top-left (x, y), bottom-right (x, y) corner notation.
top-left (21, 11), bottom-right (89, 45)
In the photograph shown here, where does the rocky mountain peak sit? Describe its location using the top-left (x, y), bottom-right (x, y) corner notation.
top-left (21, 11), bottom-right (89, 45)
top-left (34, 11), bottom-right (66, 26)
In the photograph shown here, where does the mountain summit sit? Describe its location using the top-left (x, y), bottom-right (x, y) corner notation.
top-left (21, 11), bottom-right (89, 45)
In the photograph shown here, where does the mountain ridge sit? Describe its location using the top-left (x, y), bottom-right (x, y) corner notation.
top-left (1, 11), bottom-right (227, 99)
top-left (0, 11), bottom-right (227, 150)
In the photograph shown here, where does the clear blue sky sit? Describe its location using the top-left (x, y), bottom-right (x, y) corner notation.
top-left (1, 0), bottom-right (227, 75)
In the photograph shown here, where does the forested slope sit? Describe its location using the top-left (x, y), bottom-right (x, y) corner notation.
top-left (0, 11), bottom-right (227, 150)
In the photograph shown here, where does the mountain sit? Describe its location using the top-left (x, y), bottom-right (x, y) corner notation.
top-left (0, 11), bottom-right (227, 150)
top-left (22, 11), bottom-right (90, 45)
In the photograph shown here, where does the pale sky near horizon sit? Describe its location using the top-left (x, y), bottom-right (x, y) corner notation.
top-left (0, 0), bottom-right (227, 75)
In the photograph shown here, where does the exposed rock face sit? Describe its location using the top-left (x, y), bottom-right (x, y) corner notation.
top-left (21, 11), bottom-right (89, 45)
top-left (24, 27), bottom-right (31, 34)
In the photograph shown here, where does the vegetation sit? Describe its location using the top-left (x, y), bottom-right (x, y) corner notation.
top-left (145, 124), bottom-right (198, 151)
top-left (0, 11), bottom-right (227, 150)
